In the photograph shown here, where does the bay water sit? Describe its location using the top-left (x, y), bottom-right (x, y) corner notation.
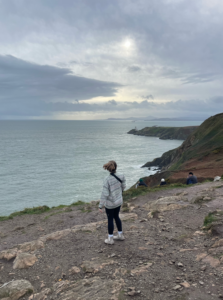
top-left (0, 120), bottom-right (201, 216)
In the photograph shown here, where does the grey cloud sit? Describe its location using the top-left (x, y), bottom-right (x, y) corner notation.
top-left (142, 95), bottom-right (154, 100)
top-left (107, 100), bottom-right (117, 105)
top-left (0, 55), bottom-right (121, 103)
top-left (69, 61), bottom-right (93, 66)
top-left (128, 66), bottom-right (141, 72)
top-left (211, 96), bottom-right (223, 104)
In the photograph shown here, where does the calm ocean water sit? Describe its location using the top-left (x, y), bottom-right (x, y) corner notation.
top-left (0, 120), bottom-right (201, 216)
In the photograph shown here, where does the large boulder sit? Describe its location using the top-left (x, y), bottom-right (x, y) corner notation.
top-left (13, 253), bottom-right (37, 269)
top-left (0, 280), bottom-right (33, 300)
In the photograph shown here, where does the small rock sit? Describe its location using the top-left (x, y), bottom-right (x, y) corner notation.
top-left (128, 291), bottom-right (136, 296)
top-left (69, 266), bottom-right (80, 275)
top-left (173, 285), bottom-right (181, 290)
top-left (180, 281), bottom-right (190, 288)
top-left (38, 226), bottom-right (45, 231)
top-left (200, 265), bottom-right (207, 271)
top-left (177, 262), bottom-right (183, 267)
top-left (199, 281), bottom-right (204, 285)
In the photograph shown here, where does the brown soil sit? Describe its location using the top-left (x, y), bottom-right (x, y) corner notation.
top-left (1, 181), bottom-right (223, 300)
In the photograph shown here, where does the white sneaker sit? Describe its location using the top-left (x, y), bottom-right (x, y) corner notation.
top-left (105, 236), bottom-right (114, 245)
top-left (113, 233), bottom-right (125, 241)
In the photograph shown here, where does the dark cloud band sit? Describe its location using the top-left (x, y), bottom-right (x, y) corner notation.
top-left (0, 55), bottom-right (121, 103)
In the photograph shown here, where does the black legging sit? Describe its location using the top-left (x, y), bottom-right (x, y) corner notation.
top-left (105, 206), bottom-right (122, 235)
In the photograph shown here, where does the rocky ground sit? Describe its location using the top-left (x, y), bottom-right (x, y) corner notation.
top-left (1, 181), bottom-right (223, 300)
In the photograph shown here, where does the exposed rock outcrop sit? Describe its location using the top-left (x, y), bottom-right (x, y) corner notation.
top-left (145, 195), bottom-right (189, 212)
top-left (13, 253), bottom-right (37, 269)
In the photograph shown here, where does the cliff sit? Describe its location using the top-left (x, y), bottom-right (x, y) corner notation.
top-left (128, 126), bottom-right (198, 140)
top-left (142, 113), bottom-right (223, 182)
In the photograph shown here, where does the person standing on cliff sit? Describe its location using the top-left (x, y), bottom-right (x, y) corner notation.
top-left (186, 172), bottom-right (198, 185)
top-left (99, 161), bottom-right (126, 245)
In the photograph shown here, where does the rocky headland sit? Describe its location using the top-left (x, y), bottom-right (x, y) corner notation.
top-left (128, 126), bottom-right (198, 140)
top-left (139, 113), bottom-right (223, 187)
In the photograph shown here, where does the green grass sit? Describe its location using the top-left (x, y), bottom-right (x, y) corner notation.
top-left (203, 212), bottom-right (218, 227)
top-left (0, 200), bottom-right (87, 222)
top-left (71, 201), bottom-right (85, 206)
top-left (0, 215), bottom-right (13, 221)
top-left (51, 204), bottom-right (67, 209)
top-left (0, 205), bottom-right (50, 221)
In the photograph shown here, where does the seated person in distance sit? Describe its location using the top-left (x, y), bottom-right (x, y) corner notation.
top-left (136, 178), bottom-right (148, 188)
top-left (186, 172), bottom-right (198, 185)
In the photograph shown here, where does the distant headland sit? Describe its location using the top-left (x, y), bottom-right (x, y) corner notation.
top-left (128, 126), bottom-right (198, 140)
top-left (130, 113), bottom-right (223, 187)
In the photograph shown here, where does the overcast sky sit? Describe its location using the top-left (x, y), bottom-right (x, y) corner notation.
top-left (0, 0), bottom-right (223, 120)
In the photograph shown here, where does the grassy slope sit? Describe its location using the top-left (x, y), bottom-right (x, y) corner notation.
top-left (170, 113), bottom-right (223, 171)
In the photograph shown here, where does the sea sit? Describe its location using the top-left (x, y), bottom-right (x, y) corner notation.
top-left (0, 120), bottom-right (202, 216)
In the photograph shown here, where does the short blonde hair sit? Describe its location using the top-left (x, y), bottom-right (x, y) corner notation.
top-left (103, 160), bottom-right (117, 173)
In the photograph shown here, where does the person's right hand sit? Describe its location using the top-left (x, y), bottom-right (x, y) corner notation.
top-left (99, 209), bottom-right (103, 213)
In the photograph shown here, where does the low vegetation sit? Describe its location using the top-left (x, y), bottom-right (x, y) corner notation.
top-left (203, 212), bottom-right (218, 227)
top-left (0, 201), bottom-right (87, 222)
top-left (203, 210), bottom-right (223, 229)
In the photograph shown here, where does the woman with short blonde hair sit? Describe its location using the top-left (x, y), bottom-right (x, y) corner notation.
top-left (99, 161), bottom-right (126, 244)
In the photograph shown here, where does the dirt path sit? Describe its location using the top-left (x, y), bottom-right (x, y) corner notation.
top-left (1, 181), bottom-right (223, 300)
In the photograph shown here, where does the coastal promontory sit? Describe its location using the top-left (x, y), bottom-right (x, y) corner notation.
top-left (140, 113), bottom-right (223, 186)
top-left (128, 126), bottom-right (198, 140)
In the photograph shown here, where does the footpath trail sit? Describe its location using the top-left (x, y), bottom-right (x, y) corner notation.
top-left (1, 182), bottom-right (223, 300)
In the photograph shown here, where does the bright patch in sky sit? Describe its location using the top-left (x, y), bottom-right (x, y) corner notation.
top-left (123, 39), bottom-right (132, 49)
